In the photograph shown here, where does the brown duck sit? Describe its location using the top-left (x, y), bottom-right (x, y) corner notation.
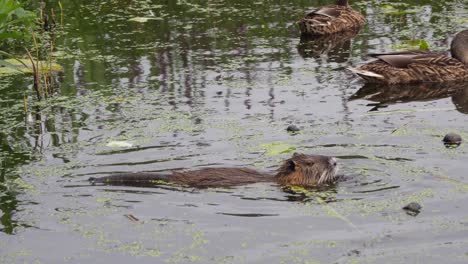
top-left (298, 0), bottom-right (365, 36)
top-left (350, 29), bottom-right (468, 84)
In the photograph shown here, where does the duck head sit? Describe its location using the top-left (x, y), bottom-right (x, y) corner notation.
top-left (336, 0), bottom-right (348, 6)
top-left (451, 29), bottom-right (468, 65)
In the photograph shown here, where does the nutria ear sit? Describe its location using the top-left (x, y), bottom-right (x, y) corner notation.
top-left (292, 152), bottom-right (300, 157)
top-left (287, 160), bottom-right (296, 171)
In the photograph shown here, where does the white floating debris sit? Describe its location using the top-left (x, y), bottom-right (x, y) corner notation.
top-left (106, 141), bottom-right (133, 148)
top-left (128, 17), bottom-right (160, 23)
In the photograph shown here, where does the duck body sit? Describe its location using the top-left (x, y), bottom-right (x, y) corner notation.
top-left (299, 0), bottom-right (365, 36)
top-left (351, 30), bottom-right (468, 84)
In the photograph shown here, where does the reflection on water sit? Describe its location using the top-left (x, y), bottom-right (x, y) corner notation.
top-left (297, 30), bottom-right (360, 62)
top-left (452, 85), bottom-right (468, 114)
top-left (0, 0), bottom-right (467, 262)
top-left (350, 82), bottom-right (468, 113)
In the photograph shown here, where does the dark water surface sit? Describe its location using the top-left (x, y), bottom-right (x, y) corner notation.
top-left (1, 0), bottom-right (468, 263)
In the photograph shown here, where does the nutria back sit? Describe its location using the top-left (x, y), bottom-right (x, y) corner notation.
top-left (90, 168), bottom-right (271, 188)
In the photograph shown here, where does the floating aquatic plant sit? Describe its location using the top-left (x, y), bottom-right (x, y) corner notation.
top-left (392, 39), bottom-right (430, 51)
top-left (260, 142), bottom-right (296, 156)
top-left (0, 58), bottom-right (62, 76)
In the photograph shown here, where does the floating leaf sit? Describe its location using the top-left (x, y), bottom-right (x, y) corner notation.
top-left (106, 141), bottom-right (133, 148)
top-left (0, 58), bottom-right (63, 76)
top-left (391, 39), bottom-right (430, 51)
top-left (381, 4), bottom-right (421, 16)
top-left (419, 39), bottom-right (429, 50)
top-left (260, 142), bottom-right (296, 156)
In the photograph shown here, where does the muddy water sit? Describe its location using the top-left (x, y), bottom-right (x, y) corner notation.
top-left (1, 0), bottom-right (468, 263)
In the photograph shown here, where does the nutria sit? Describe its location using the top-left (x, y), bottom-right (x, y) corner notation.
top-left (89, 153), bottom-right (338, 188)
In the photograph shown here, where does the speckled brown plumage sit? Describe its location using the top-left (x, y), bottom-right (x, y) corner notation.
top-left (298, 0), bottom-right (365, 36)
top-left (89, 153), bottom-right (338, 188)
top-left (351, 30), bottom-right (468, 84)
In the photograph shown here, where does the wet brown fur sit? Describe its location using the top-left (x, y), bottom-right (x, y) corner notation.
top-left (298, 0), bottom-right (365, 36)
top-left (353, 30), bottom-right (468, 84)
top-left (89, 153), bottom-right (338, 188)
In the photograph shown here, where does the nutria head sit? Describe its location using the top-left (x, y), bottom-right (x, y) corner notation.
top-left (275, 153), bottom-right (338, 186)
top-left (451, 29), bottom-right (468, 65)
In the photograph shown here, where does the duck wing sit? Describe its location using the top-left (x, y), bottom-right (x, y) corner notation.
top-left (308, 6), bottom-right (342, 18)
top-left (369, 50), bottom-right (459, 68)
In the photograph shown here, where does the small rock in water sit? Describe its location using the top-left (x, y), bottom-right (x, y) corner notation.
top-left (402, 202), bottom-right (422, 216)
top-left (443, 132), bottom-right (462, 148)
top-left (347, 249), bottom-right (361, 257)
top-left (193, 117), bottom-right (203, 124)
top-left (286, 125), bottom-right (300, 133)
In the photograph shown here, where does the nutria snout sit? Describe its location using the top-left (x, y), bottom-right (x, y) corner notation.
top-left (89, 153), bottom-right (338, 188)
